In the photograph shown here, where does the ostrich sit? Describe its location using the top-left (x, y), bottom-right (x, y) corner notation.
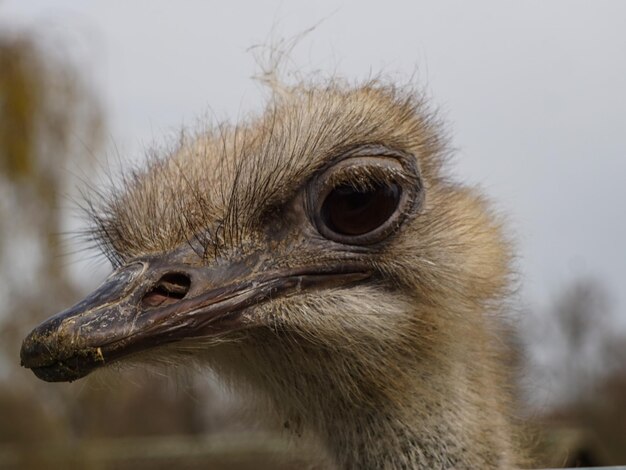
top-left (21, 81), bottom-right (520, 469)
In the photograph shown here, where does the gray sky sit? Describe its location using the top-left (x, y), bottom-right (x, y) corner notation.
top-left (2, 0), bottom-right (625, 324)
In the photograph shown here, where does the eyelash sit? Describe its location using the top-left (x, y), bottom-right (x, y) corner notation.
top-left (325, 165), bottom-right (398, 192)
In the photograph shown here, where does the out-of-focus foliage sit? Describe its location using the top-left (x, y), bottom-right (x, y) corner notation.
top-left (0, 32), bottom-right (108, 392)
top-left (0, 31), bottom-right (103, 443)
top-left (0, 33), bottom-right (100, 354)
top-left (0, 37), bottom-right (37, 180)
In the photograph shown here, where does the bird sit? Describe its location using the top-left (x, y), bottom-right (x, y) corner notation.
top-left (21, 81), bottom-right (520, 469)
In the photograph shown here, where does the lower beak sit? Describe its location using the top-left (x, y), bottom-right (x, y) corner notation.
top-left (20, 259), bottom-right (368, 382)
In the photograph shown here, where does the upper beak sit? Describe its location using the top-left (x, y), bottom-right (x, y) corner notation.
top-left (20, 256), bottom-right (369, 382)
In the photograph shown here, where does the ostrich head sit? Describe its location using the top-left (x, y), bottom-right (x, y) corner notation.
top-left (21, 83), bottom-right (516, 468)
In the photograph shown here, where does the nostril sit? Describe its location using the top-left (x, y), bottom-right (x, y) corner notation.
top-left (142, 272), bottom-right (191, 308)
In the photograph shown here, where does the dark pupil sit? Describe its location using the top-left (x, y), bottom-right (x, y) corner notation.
top-left (321, 182), bottom-right (401, 236)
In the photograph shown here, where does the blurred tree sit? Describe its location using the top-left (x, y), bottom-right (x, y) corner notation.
top-left (0, 31), bottom-right (104, 442)
top-left (523, 278), bottom-right (616, 407)
top-left (555, 280), bottom-right (611, 352)
top-left (0, 33), bottom-right (104, 326)
top-left (523, 278), bottom-right (626, 467)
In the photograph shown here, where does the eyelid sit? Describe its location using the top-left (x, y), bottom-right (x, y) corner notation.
top-left (324, 159), bottom-right (403, 191)
top-left (320, 154), bottom-right (414, 189)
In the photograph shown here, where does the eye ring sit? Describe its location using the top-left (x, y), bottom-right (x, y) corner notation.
top-left (307, 147), bottom-right (422, 245)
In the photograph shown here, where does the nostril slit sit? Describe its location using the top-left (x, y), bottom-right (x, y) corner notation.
top-left (157, 273), bottom-right (191, 297)
top-left (142, 272), bottom-right (191, 308)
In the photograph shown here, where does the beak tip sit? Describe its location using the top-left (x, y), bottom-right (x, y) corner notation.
top-left (19, 322), bottom-right (95, 382)
top-left (19, 333), bottom-right (39, 369)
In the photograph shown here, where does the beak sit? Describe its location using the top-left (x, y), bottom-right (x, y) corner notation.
top-left (20, 256), bottom-right (369, 383)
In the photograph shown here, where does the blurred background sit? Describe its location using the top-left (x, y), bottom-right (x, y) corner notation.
top-left (0, 1), bottom-right (624, 468)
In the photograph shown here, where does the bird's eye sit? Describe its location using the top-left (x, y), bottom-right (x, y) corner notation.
top-left (320, 182), bottom-right (401, 237)
top-left (309, 148), bottom-right (422, 245)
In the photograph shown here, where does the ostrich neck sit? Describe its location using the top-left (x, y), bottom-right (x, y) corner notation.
top-left (243, 323), bottom-right (516, 468)
top-left (281, 357), bottom-right (515, 470)
top-left (314, 395), bottom-right (457, 469)
top-left (314, 379), bottom-right (512, 469)
top-left (323, 405), bottom-right (456, 469)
